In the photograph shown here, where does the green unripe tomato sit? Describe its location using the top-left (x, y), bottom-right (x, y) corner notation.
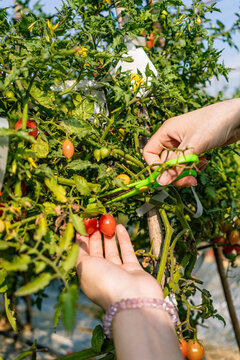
top-left (100, 147), bottom-right (110, 159)
top-left (94, 149), bottom-right (101, 162)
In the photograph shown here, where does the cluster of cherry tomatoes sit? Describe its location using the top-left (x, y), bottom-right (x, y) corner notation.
top-left (179, 339), bottom-right (204, 360)
top-left (83, 214), bottom-right (116, 237)
top-left (213, 218), bottom-right (240, 257)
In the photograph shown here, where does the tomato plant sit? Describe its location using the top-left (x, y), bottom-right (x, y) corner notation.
top-left (0, 0), bottom-right (240, 356)
top-left (99, 215), bottom-right (117, 237)
top-left (83, 218), bottom-right (98, 235)
top-left (187, 340), bottom-right (204, 360)
top-left (62, 139), bottom-right (75, 159)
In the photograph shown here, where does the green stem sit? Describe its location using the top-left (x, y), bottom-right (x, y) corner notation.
top-left (170, 229), bottom-right (189, 280)
top-left (22, 99), bottom-right (28, 130)
top-left (11, 215), bottom-right (39, 229)
top-left (57, 177), bottom-right (75, 186)
top-left (112, 149), bottom-right (144, 169)
top-left (156, 209), bottom-right (174, 285)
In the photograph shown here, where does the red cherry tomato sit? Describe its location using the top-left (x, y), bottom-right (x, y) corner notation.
top-left (224, 244), bottom-right (234, 256)
top-left (83, 218), bottom-right (98, 235)
top-left (15, 119), bottom-right (38, 138)
top-left (187, 340), bottom-right (204, 360)
top-left (99, 214), bottom-right (116, 237)
top-left (179, 339), bottom-right (188, 358)
top-left (228, 229), bottom-right (240, 245)
top-left (62, 139), bottom-right (74, 159)
top-left (212, 235), bottom-right (225, 245)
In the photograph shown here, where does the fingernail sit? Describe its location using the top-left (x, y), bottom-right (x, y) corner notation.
top-left (157, 171), bottom-right (172, 186)
top-left (191, 178), bottom-right (198, 187)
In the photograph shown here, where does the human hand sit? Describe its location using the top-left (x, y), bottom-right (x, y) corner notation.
top-left (143, 99), bottom-right (240, 186)
top-left (76, 224), bottom-right (163, 311)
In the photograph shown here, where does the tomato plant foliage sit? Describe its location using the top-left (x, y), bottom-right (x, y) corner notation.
top-left (0, 0), bottom-right (240, 356)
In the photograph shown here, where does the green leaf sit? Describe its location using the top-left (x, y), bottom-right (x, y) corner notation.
top-left (62, 118), bottom-right (91, 140)
top-left (91, 325), bottom-right (104, 353)
top-left (67, 159), bottom-right (98, 171)
top-left (59, 222), bottom-right (75, 252)
top-left (0, 269), bottom-right (7, 285)
top-left (29, 83), bottom-right (56, 109)
top-left (54, 348), bottom-right (98, 360)
top-left (34, 261), bottom-right (47, 274)
top-left (32, 136), bottom-right (49, 158)
top-left (85, 201), bottom-right (106, 217)
top-left (45, 177), bottom-right (67, 203)
top-left (4, 293), bottom-right (17, 332)
top-left (74, 175), bottom-right (91, 196)
top-left (205, 186), bottom-right (216, 202)
top-left (59, 284), bottom-right (78, 334)
top-left (2, 254), bottom-right (31, 272)
top-left (53, 299), bottom-right (62, 329)
top-left (62, 244), bottom-right (79, 272)
top-left (74, 175), bottom-right (100, 196)
top-left (69, 213), bottom-right (87, 236)
top-left (72, 98), bottom-right (95, 120)
top-left (15, 272), bottom-right (52, 296)
top-left (43, 202), bottom-right (56, 215)
top-left (0, 240), bottom-right (8, 250)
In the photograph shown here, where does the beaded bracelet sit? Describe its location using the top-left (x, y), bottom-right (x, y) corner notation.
top-left (103, 298), bottom-right (178, 339)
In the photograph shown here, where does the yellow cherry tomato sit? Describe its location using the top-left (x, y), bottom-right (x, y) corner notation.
top-left (116, 174), bottom-right (130, 185)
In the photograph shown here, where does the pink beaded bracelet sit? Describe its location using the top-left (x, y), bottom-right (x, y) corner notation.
top-left (103, 298), bottom-right (178, 339)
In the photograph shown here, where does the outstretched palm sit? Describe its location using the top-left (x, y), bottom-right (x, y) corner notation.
top-left (76, 224), bottom-right (163, 311)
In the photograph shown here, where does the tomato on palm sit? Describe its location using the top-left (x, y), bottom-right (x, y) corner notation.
top-left (99, 214), bottom-right (116, 237)
top-left (15, 119), bottom-right (38, 138)
top-left (179, 339), bottom-right (188, 358)
top-left (83, 218), bottom-right (98, 235)
top-left (187, 340), bottom-right (204, 360)
top-left (62, 139), bottom-right (74, 159)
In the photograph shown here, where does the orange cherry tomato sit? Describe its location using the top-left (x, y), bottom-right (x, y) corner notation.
top-left (15, 118), bottom-right (38, 138)
top-left (146, 34), bottom-right (154, 49)
top-left (179, 339), bottom-right (188, 358)
top-left (228, 229), bottom-right (240, 245)
top-left (187, 340), bottom-right (204, 360)
top-left (62, 140), bottom-right (74, 159)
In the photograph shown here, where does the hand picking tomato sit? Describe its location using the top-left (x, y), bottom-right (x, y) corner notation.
top-left (187, 340), bottom-right (204, 360)
top-left (83, 218), bottom-right (98, 235)
top-left (99, 214), bottom-right (116, 237)
top-left (15, 119), bottom-right (38, 138)
top-left (62, 139), bottom-right (74, 159)
top-left (228, 229), bottom-right (240, 245)
top-left (179, 338), bottom-right (188, 358)
top-left (116, 174), bottom-right (130, 185)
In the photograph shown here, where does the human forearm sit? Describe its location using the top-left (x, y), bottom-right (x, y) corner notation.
top-left (112, 308), bottom-right (183, 360)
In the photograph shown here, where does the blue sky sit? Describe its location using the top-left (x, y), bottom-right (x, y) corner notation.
top-left (2, 0), bottom-right (240, 97)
